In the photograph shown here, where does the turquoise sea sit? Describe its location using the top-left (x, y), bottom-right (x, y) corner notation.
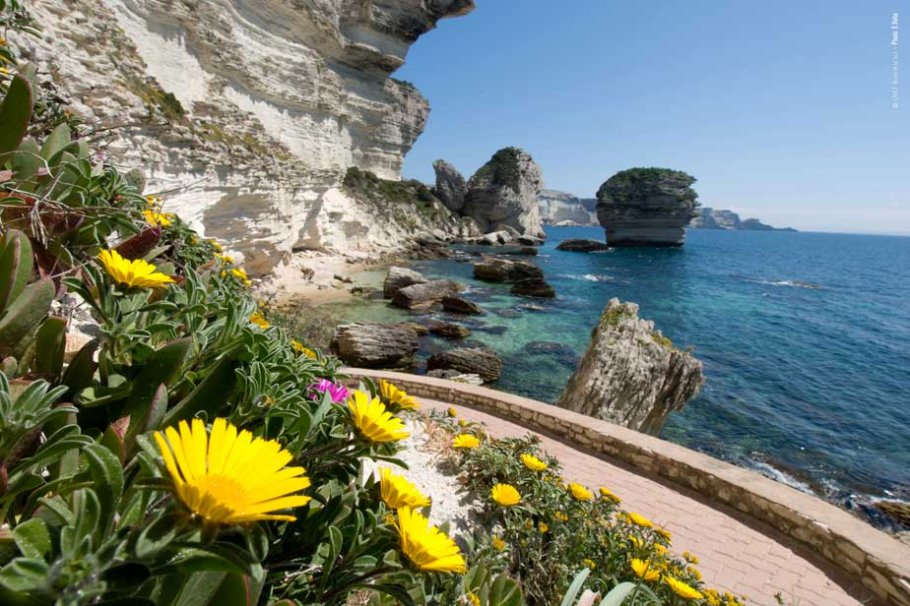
top-left (330, 226), bottom-right (910, 527)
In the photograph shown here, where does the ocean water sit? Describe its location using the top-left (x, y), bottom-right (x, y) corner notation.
top-left (328, 227), bottom-right (910, 525)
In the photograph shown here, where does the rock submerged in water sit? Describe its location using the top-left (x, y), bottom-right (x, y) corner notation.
top-left (596, 168), bottom-right (699, 247)
top-left (427, 347), bottom-right (503, 383)
top-left (556, 239), bottom-right (609, 252)
top-left (331, 323), bottom-right (419, 369)
top-left (442, 296), bottom-right (484, 315)
top-left (427, 320), bottom-right (471, 339)
top-left (556, 298), bottom-right (705, 434)
top-left (510, 278), bottom-right (555, 298)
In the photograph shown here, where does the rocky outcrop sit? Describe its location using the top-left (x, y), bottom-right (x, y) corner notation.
top-left (383, 266), bottom-right (427, 298)
top-left (462, 148), bottom-right (545, 237)
top-left (556, 239), bottom-right (609, 252)
top-left (13, 0), bottom-right (476, 269)
top-left (690, 208), bottom-right (796, 232)
top-left (596, 168), bottom-right (699, 247)
top-left (331, 322), bottom-right (419, 368)
top-left (433, 160), bottom-right (468, 213)
top-left (556, 298), bottom-right (704, 434)
top-left (473, 257), bottom-right (544, 283)
top-left (427, 347), bottom-right (502, 383)
top-left (538, 189), bottom-right (598, 226)
top-left (425, 369), bottom-right (484, 385)
top-left (511, 279), bottom-right (556, 298)
top-left (391, 279), bottom-right (462, 310)
top-left (442, 296), bottom-right (483, 315)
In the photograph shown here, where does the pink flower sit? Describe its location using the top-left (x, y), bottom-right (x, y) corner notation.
top-left (311, 378), bottom-right (349, 403)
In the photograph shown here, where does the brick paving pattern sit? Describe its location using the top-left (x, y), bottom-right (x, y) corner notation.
top-left (421, 398), bottom-right (876, 606)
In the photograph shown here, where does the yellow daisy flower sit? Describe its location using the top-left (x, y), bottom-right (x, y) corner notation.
top-left (348, 391), bottom-right (409, 443)
top-left (491, 535), bottom-right (506, 551)
top-left (379, 468), bottom-right (430, 509)
top-left (664, 576), bottom-right (704, 600)
top-left (683, 550), bottom-right (699, 564)
top-left (630, 558), bottom-right (660, 582)
top-left (568, 482), bottom-right (594, 501)
top-left (208, 239), bottom-right (224, 252)
top-left (396, 507), bottom-right (466, 573)
top-left (656, 526), bottom-right (672, 541)
top-left (599, 486), bottom-right (621, 502)
top-left (554, 511), bottom-right (569, 522)
top-left (447, 407), bottom-right (458, 417)
top-left (451, 434), bottom-right (480, 449)
top-left (142, 208), bottom-right (173, 228)
top-left (490, 483), bottom-right (521, 507)
top-left (249, 311), bottom-right (270, 329)
top-left (98, 249), bottom-right (174, 289)
top-left (466, 592), bottom-right (481, 606)
top-left (153, 418), bottom-right (311, 524)
top-left (538, 521), bottom-right (549, 533)
top-left (215, 253), bottom-right (235, 265)
top-left (379, 379), bottom-right (419, 410)
top-left (291, 340), bottom-right (318, 358)
top-left (627, 512), bottom-right (654, 528)
top-left (583, 558), bottom-right (596, 569)
top-left (520, 453), bottom-right (548, 472)
top-left (230, 267), bottom-right (251, 286)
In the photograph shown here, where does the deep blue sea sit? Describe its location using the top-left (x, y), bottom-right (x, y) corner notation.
top-left (331, 227), bottom-right (910, 526)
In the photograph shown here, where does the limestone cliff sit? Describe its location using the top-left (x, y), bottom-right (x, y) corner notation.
top-left (690, 208), bottom-right (795, 232)
top-left (538, 189), bottom-right (597, 226)
top-left (596, 168), bottom-right (699, 247)
top-left (556, 299), bottom-right (704, 435)
top-left (10, 0), bottom-right (474, 272)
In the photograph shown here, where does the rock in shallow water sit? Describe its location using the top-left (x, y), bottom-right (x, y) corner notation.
top-left (383, 266), bottom-right (427, 298)
top-left (556, 238), bottom-right (609, 252)
top-left (427, 347), bottom-right (503, 383)
top-left (331, 323), bottom-right (418, 369)
top-left (427, 320), bottom-right (471, 339)
top-left (510, 278), bottom-right (556, 298)
top-left (391, 279), bottom-right (462, 310)
top-left (556, 298), bottom-right (704, 434)
top-left (441, 296), bottom-right (484, 315)
top-left (473, 257), bottom-right (543, 283)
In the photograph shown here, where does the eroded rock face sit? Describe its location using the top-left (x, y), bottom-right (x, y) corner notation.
top-left (442, 296), bottom-right (483, 315)
top-left (331, 322), bottom-right (419, 368)
top-left (538, 189), bottom-right (597, 226)
top-left (433, 160), bottom-right (468, 213)
top-left (473, 257), bottom-right (543, 283)
top-left (13, 0), bottom-right (475, 267)
top-left (596, 168), bottom-right (699, 247)
top-left (426, 347), bottom-right (502, 383)
top-left (556, 298), bottom-right (704, 434)
top-left (462, 148), bottom-right (545, 237)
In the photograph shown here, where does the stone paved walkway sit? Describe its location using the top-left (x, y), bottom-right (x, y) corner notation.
top-left (420, 397), bottom-right (877, 606)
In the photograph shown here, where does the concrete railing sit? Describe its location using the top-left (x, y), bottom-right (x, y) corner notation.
top-left (345, 368), bottom-right (910, 606)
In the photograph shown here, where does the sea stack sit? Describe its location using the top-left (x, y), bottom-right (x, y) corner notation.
top-left (462, 147), bottom-right (546, 238)
top-left (556, 298), bottom-right (704, 434)
top-left (596, 168), bottom-right (699, 247)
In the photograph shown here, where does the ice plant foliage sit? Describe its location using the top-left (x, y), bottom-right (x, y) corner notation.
top-left (98, 249), bottom-right (174, 289)
top-left (348, 390), bottom-right (409, 442)
top-left (395, 507), bottom-right (466, 573)
top-left (154, 418), bottom-right (312, 524)
top-left (379, 467), bottom-right (430, 509)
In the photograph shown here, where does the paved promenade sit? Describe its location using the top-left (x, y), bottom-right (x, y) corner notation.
top-left (420, 397), bottom-right (877, 606)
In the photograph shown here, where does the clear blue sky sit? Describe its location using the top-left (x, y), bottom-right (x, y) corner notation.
top-left (395, 1), bottom-right (909, 234)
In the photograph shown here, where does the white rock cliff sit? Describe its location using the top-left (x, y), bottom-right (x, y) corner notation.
top-left (12, 0), bottom-right (475, 272)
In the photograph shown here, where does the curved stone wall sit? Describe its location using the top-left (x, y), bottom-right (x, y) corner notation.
top-left (345, 368), bottom-right (910, 606)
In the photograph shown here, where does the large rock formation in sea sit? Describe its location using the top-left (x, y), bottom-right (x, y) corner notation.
top-left (690, 208), bottom-right (796, 232)
top-left (462, 148), bottom-right (546, 238)
top-left (556, 298), bottom-right (705, 434)
top-left (12, 0), bottom-right (476, 272)
top-left (596, 168), bottom-right (700, 247)
top-left (432, 148), bottom-right (546, 238)
top-left (538, 189), bottom-right (598, 226)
